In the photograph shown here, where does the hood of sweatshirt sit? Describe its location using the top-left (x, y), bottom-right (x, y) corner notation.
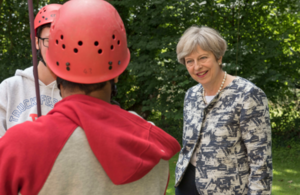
top-left (15, 66), bottom-right (34, 80)
top-left (0, 94), bottom-right (180, 195)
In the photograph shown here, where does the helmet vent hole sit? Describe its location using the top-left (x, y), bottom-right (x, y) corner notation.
top-left (61, 35), bottom-right (64, 40)
top-left (74, 48), bottom-right (78, 53)
top-left (111, 45), bottom-right (114, 50)
top-left (67, 67), bottom-right (70, 71)
top-left (56, 40), bottom-right (59, 44)
top-left (117, 40), bottom-right (120, 45)
top-left (45, 18), bottom-right (48, 20)
top-left (118, 61), bottom-right (121, 65)
top-left (39, 20), bottom-right (41, 23)
top-left (94, 41), bottom-right (99, 46)
top-left (56, 62), bottom-right (59, 66)
top-left (78, 41), bottom-right (83, 46)
top-left (62, 44), bottom-right (65, 49)
top-left (42, 16), bottom-right (45, 18)
top-left (112, 34), bottom-right (115, 39)
top-left (98, 49), bottom-right (102, 54)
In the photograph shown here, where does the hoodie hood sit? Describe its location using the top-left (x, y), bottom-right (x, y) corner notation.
top-left (48, 94), bottom-right (180, 184)
top-left (15, 66), bottom-right (34, 80)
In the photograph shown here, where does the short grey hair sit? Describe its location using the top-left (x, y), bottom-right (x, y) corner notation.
top-left (176, 26), bottom-right (227, 65)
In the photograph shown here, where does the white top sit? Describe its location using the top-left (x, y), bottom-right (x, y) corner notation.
top-left (205, 95), bottom-right (215, 104)
top-left (190, 95), bottom-right (215, 166)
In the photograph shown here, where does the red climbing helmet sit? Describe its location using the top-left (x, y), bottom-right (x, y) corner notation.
top-left (34, 4), bottom-right (61, 36)
top-left (45, 0), bottom-right (131, 84)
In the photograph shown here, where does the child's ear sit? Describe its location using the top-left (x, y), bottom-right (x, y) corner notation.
top-left (35, 37), bottom-right (40, 50)
top-left (114, 76), bottom-right (119, 83)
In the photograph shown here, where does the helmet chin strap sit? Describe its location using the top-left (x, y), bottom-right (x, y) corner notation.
top-left (37, 39), bottom-right (47, 66)
top-left (110, 80), bottom-right (120, 106)
top-left (110, 80), bottom-right (118, 97)
top-left (37, 49), bottom-right (47, 66)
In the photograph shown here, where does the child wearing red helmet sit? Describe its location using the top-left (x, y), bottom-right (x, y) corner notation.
top-left (0, 4), bottom-right (62, 137)
top-left (0, 0), bottom-right (180, 194)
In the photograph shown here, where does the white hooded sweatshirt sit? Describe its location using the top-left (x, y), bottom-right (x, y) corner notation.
top-left (0, 66), bottom-right (61, 137)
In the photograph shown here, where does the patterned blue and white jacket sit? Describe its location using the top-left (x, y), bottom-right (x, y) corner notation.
top-left (175, 77), bottom-right (272, 195)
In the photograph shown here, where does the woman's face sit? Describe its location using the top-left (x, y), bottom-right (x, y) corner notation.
top-left (184, 45), bottom-right (222, 86)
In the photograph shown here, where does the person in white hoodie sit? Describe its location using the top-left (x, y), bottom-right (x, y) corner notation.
top-left (0, 4), bottom-right (62, 137)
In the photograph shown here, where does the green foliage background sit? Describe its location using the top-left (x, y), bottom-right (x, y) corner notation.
top-left (1, 0), bottom-right (300, 143)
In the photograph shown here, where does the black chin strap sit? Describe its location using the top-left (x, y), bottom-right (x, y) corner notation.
top-left (37, 39), bottom-right (47, 66)
top-left (110, 80), bottom-right (120, 106)
top-left (56, 77), bottom-right (62, 97)
top-left (110, 80), bottom-right (118, 97)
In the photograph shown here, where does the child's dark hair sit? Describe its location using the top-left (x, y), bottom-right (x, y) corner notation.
top-left (36, 23), bottom-right (51, 37)
top-left (56, 77), bottom-right (107, 95)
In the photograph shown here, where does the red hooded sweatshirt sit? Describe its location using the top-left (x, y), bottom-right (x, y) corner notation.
top-left (0, 94), bottom-right (180, 195)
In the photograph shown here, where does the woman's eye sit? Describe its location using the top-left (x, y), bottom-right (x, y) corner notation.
top-left (186, 60), bottom-right (193, 64)
top-left (200, 57), bottom-right (207, 60)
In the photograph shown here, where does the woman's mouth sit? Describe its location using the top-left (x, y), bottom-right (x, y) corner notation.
top-left (196, 71), bottom-right (208, 78)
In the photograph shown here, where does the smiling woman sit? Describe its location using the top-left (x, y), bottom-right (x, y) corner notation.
top-left (176, 26), bottom-right (233, 96)
top-left (174, 26), bottom-right (273, 195)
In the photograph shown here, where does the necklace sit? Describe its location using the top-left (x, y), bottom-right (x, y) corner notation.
top-left (203, 71), bottom-right (227, 105)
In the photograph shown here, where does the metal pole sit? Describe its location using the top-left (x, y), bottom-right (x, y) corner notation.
top-left (27, 0), bottom-right (42, 117)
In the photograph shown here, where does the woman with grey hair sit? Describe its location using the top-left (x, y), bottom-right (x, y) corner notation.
top-left (175, 26), bottom-right (272, 195)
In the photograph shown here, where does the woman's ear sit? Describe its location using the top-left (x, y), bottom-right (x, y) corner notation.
top-left (218, 56), bottom-right (223, 66)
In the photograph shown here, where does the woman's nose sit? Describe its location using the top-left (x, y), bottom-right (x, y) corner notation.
top-left (194, 61), bottom-right (202, 70)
